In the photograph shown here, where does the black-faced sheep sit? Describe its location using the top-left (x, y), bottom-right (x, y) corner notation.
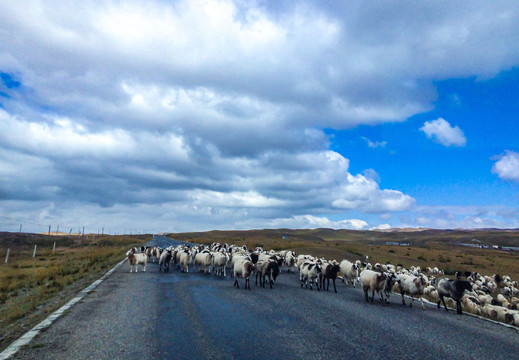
top-left (159, 249), bottom-right (172, 272)
top-left (437, 278), bottom-right (473, 314)
top-left (255, 259), bottom-right (280, 289)
top-left (323, 262), bottom-right (341, 293)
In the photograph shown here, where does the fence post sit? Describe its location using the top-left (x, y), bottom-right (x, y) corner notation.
top-left (33, 245), bottom-right (37, 258)
top-left (5, 248), bottom-right (9, 263)
top-left (53, 241), bottom-right (56, 253)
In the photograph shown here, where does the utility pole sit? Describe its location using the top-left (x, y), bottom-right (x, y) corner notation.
top-left (48, 225), bottom-right (51, 236)
top-left (19, 224), bottom-right (22, 233)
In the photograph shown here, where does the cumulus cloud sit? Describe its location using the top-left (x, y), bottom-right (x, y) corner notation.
top-left (1, 1), bottom-right (519, 232)
top-left (419, 118), bottom-right (467, 146)
top-left (492, 150), bottom-right (519, 183)
top-left (267, 215), bottom-right (368, 230)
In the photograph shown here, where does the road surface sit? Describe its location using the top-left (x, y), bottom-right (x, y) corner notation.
top-left (11, 236), bottom-right (519, 360)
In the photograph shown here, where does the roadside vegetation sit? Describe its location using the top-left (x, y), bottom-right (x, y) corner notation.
top-left (0, 232), bottom-right (148, 351)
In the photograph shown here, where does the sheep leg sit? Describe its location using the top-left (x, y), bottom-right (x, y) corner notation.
top-left (364, 287), bottom-right (369, 302)
top-left (234, 278), bottom-right (239, 288)
top-left (420, 297), bottom-right (425, 310)
top-left (401, 292), bottom-right (406, 306)
top-left (333, 278), bottom-right (337, 293)
top-left (317, 278), bottom-right (320, 291)
top-left (371, 289), bottom-right (375, 303)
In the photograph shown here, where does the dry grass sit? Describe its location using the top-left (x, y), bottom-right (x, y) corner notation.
top-left (0, 233), bottom-right (149, 351)
top-left (168, 228), bottom-right (519, 280)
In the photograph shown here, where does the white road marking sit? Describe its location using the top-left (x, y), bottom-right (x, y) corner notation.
top-left (0, 258), bottom-right (127, 360)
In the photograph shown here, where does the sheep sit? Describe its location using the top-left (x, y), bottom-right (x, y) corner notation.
top-left (126, 248), bottom-right (147, 273)
top-left (462, 295), bottom-right (482, 316)
top-left (230, 252), bottom-right (251, 277)
top-left (233, 259), bottom-right (255, 290)
top-left (477, 294), bottom-right (493, 306)
top-left (296, 255), bottom-right (314, 271)
top-left (255, 259), bottom-right (280, 289)
top-left (437, 278), bottom-right (473, 314)
top-left (323, 262), bottom-right (341, 293)
top-left (381, 272), bottom-right (400, 302)
top-left (339, 260), bottom-right (359, 288)
top-left (284, 253), bottom-right (296, 273)
top-left (194, 251), bottom-right (213, 274)
top-left (360, 269), bottom-right (388, 303)
top-left (178, 249), bottom-right (192, 273)
top-left (397, 274), bottom-right (427, 310)
top-left (212, 251), bottom-right (229, 277)
top-left (300, 261), bottom-right (322, 290)
top-left (159, 249), bottom-right (172, 272)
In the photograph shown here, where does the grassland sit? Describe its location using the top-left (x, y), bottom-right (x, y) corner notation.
top-left (0, 232), bottom-right (148, 351)
top-left (167, 228), bottom-right (519, 279)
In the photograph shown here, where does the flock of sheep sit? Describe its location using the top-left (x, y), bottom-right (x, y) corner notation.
top-left (126, 241), bottom-right (519, 328)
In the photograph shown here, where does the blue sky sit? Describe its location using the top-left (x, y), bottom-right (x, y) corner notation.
top-left (1, 1), bottom-right (519, 233)
top-left (330, 69), bottom-right (519, 205)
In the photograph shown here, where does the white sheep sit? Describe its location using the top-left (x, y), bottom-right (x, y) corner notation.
top-left (127, 249), bottom-right (147, 273)
top-left (359, 269), bottom-right (388, 303)
top-left (233, 259), bottom-right (255, 290)
top-left (300, 261), bottom-right (322, 290)
top-left (339, 260), bottom-right (360, 288)
top-left (212, 251), bottom-right (229, 277)
top-left (194, 251), bottom-right (213, 273)
top-left (178, 250), bottom-right (192, 273)
top-left (397, 274), bottom-right (427, 310)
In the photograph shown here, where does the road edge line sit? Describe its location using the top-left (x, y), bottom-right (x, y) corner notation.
top-left (0, 257), bottom-right (127, 360)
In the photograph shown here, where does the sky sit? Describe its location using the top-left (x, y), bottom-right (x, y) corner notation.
top-left (1, 0), bottom-right (519, 234)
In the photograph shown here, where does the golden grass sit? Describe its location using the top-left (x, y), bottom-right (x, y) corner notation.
top-left (169, 230), bottom-right (519, 280)
top-left (0, 233), bottom-right (149, 350)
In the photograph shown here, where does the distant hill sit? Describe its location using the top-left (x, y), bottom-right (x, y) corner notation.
top-left (167, 228), bottom-right (519, 248)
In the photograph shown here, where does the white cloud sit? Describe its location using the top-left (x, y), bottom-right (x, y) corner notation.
top-left (370, 224), bottom-right (391, 230)
top-left (419, 118), bottom-right (467, 147)
top-left (492, 150), bottom-right (519, 183)
top-left (267, 215), bottom-right (368, 230)
top-left (1, 1), bottom-right (519, 232)
top-left (362, 137), bottom-right (387, 148)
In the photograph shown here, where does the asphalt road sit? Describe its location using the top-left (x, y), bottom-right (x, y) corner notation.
top-left (11, 236), bottom-right (519, 360)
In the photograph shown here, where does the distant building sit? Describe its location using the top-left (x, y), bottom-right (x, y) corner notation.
top-left (386, 242), bottom-right (410, 246)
